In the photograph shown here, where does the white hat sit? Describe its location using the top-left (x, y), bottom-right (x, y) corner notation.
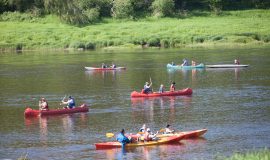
top-left (146, 128), bottom-right (150, 132)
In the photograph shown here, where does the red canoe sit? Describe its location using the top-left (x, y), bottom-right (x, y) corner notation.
top-left (85, 67), bottom-right (126, 71)
top-left (24, 104), bottom-right (89, 117)
top-left (130, 88), bottom-right (192, 98)
top-left (95, 134), bottom-right (185, 149)
top-left (157, 129), bottom-right (207, 139)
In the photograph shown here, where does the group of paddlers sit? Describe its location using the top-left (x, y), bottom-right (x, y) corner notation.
top-left (143, 81), bottom-right (176, 94)
top-left (38, 96), bottom-right (76, 111)
top-left (116, 124), bottom-right (175, 145)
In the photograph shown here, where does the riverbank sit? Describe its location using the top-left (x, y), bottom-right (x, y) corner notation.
top-left (0, 9), bottom-right (270, 52)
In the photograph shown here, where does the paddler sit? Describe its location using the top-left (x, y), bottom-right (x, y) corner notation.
top-left (116, 129), bottom-right (131, 147)
top-left (143, 81), bottom-right (152, 94)
top-left (61, 96), bottom-right (75, 109)
top-left (144, 128), bottom-right (158, 141)
top-left (164, 124), bottom-right (175, 134)
top-left (170, 82), bottom-right (176, 92)
top-left (39, 97), bottom-right (49, 111)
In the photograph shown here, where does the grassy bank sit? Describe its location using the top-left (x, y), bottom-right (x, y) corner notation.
top-left (0, 9), bottom-right (270, 51)
top-left (222, 148), bottom-right (270, 160)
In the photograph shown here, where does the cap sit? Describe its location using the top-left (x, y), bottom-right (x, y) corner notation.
top-left (146, 128), bottom-right (150, 132)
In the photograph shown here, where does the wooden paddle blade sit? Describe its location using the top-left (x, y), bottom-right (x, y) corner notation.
top-left (106, 133), bottom-right (114, 138)
top-left (159, 129), bottom-right (165, 132)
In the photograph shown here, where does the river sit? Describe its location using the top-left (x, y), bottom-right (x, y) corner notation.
top-left (0, 47), bottom-right (269, 159)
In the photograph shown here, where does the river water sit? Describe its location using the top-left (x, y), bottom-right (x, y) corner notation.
top-left (0, 47), bottom-right (269, 160)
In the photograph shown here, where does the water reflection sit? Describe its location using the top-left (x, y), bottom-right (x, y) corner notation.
top-left (167, 68), bottom-right (205, 83)
top-left (131, 96), bottom-right (192, 122)
top-left (206, 68), bottom-right (244, 80)
top-left (85, 70), bottom-right (125, 79)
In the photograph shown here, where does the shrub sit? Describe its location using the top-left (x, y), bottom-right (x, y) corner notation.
top-left (160, 39), bottom-right (169, 48)
top-left (262, 35), bottom-right (270, 42)
top-left (212, 35), bottom-right (223, 41)
top-left (147, 38), bottom-right (160, 47)
top-left (193, 36), bottom-right (205, 43)
top-left (112, 0), bottom-right (134, 19)
top-left (83, 8), bottom-right (100, 23)
top-left (85, 42), bottom-right (95, 49)
top-left (69, 41), bottom-right (85, 49)
top-left (151, 0), bottom-right (175, 17)
top-left (16, 43), bottom-right (23, 50)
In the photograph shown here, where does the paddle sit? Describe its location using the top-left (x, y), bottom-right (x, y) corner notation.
top-left (150, 77), bottom-right (153, 92)
top-left (60, 95), bottom-right (66, 105)
top-left (106, 133), bottom-right (115, 138)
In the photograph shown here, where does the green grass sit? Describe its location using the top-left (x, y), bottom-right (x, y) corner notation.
top-left (222, 148), bottom-right (270, 160)
top-left (0, 10), bottom-right (270, 51)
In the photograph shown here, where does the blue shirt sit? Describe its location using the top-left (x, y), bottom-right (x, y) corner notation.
top-left (116, 133), bottom-right (130, 145)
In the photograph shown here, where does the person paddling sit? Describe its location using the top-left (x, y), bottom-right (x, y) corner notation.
top-left (181, 58), bottom-right (189, 66)
top-left (170, 82), bottom-right (176, 92)
top-left (164, 124), bottom-right (175, 134)
top-left (159, 84), bottom-right (165, 93)
top-left (61, 96), bottom-right (75, 109)
top-left (39, 98), bottom-right (49, 111)
top-left (143, 81), bottom-right (152, 94)
top-left (116, 129), bottom-right (131, 147)
top-left (144, 128), bottom-right (159, 141)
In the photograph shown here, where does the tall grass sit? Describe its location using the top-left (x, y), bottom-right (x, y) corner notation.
top-left (222, 148), bottom-right (270, 160)
top-left (0, 10), bottom-right (270, 51)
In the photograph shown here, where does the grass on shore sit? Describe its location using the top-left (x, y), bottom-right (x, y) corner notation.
top-left (221, 148), bottom-right (270, 160)
top-left (0, 9), bottom-right (270, 51)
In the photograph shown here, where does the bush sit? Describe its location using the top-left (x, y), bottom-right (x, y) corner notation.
top-left (151, 0), bottom-right (175, 17)
top-left (85, 42), bottom-right (95, 49)
top-left (147, 38), bottom-right (160, 47)
top-left (83, 8), bottom-right (100, 23)
top-left (193, 36), bottom-right (205, 43)
top-left (0, 11), bottom-right (34, 22)
top-left (212, 35), bottom-right (223, 41)
top-left (112, 0), bottom-right (134, 19)
top-left (262, 35), bottom-right (270, 42)
top-left (69, 41), bottom-right (85, 49)
top-left (160, 39), bottom-right (169, 48)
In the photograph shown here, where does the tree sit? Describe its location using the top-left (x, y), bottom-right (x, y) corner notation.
top-left (111, 0), bottom-right (134, 19)
top-left (151, 0), bottom-right (175, 17)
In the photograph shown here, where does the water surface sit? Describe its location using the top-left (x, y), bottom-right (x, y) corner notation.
top-left (0, 47), bottom-right (269, 159)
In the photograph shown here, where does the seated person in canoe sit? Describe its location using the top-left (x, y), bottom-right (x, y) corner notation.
top-left (164, 124), bottom-right (175, 134)
top-left (170, 82), bottom-right (176, 92)
top-left (143, 81), bottom-right (152, 94)
top-left (110, 63), bottom-right (116, 68)
top-left (139, 124), bottom-right (146, 133)
top-left (234, 59), bottom-right (240, 65)
top-left (191, 60), bottom-right (196, 66)
top-left (181, 58), bottom-right (189, 66)
top-left (39, 97), bottom-right (49, 111)
top-left (101, 63), bottom-right (107, 68)
top-left (143, 128), bottom-right (159, 141)
top-left (116, 129), bottom-right (131, 145)
top-left (61, 96), bottom-right (76, 109)
top-left (158, 84), bottom-right (165, 93)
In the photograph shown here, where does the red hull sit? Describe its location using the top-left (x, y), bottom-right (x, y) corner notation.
top-left (95, 134), bottom-right (184, 149)
top-left (131, 88), bottom-right (192, 98)
top-left (24, 104), bottom-right (89, 117)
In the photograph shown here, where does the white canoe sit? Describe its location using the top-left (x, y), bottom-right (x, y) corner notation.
top-left (84, 67), bottom-right (126, 70)
top-left (206, 64), bottom-right (249, 68)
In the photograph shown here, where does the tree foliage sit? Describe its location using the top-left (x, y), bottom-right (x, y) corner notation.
top-left (1, 0), bottom-right (270, 25)
top-left (151, 0), bottom-right (175, 17)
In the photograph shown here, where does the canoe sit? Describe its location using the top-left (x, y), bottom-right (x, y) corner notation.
top-left (24, 104), bottom-right (89, 117)
top-left (157, 129), bottom-right (207, 139)
top-left (206, 64), bottom-right (249, 68)
top-left (167, 63), bottom-right (205, 69)
top-left (95, 134), bottom-right (185, 149)
top-left (130, 88), bottom-right (192, 98)
top-left (85, 67), bottom-right (126, 71)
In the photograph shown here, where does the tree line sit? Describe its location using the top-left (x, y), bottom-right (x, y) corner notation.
top-left (0, 0), bottom-right (269, 25)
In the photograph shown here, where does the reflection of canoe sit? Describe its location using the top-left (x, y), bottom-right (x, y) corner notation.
top-left (95, 134), bottom-right (185, 149)
top-left (167, 63), bottom-right (205, 69)
top-left (131, 88), bottom-right (192, 98)
top-left (85, 67), bottom-right (126, 70)
top-left (157, 129), bottom-right (207, 139)
top-left (206, 64), bottom-right (249, 68)
top-left (24, 104), bottom-right (89, 117)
